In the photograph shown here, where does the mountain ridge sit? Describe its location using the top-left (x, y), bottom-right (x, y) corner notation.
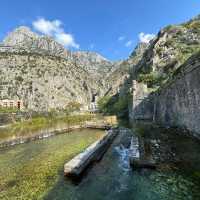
top-left (1, 14), bottom-right (200, 111)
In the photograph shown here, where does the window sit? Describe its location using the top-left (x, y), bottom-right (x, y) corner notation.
top-left (10, 102), bottom-right (14, 107)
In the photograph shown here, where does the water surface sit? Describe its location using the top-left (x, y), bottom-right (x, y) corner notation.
top-left (44, 125), bottom-right (200, 200)
top-left (0, 124), bottom-right (200, 200)
top-left (0, 129), bottom-right (104, 200)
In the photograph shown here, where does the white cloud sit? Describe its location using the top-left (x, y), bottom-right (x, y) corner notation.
top-left (33, 18), bottom-right (62, 35)
top-left (125, 40), bottom-right (133, 47)
top-left (55, 33), bottom-right (80, 49)
top-left (118, 36), bottom-right (125, 41)
top-left (139, 32), bottom-right (155, 43)
top-left (32, 18), bottom-right (79, 49)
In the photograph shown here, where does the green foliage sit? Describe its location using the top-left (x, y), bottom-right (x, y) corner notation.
top-left (0, 114), bottom-right (93, 142)
top-left (156, 47), bottom-right (163, 56)
top-left (184, 21), bottom-right (200, 33)
top-left (15, 76), bottom-right (23, 82)
top-left (97, 96), bottom-right (112, 114)
top-left (97, 92), bottom-right (131, 118)
top-left (65, 101), bottom-right (82, 114)
top-left (113, 96), bottom-right (129, 116)
top-left (164, 40), bottom-right (173, 47)
top-left (137, 72), bottom-right (165, 88)
top-left (0, 107), bottom-right (18, 113)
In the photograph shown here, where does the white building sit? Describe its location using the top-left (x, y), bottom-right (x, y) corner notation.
top-left (0, 99), bottom-right (23, 110)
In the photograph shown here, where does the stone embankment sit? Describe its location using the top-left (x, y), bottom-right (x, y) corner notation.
top-left (64, 129), bottom-right (117, 177)
top-left (0, 122), bottom-right (113, 149)
top-left (130, 53), bottom-right (200, 138)
top-left (129, 134), bottom-right (156, 169)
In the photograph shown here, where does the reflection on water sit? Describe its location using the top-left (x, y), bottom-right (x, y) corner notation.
top-left (0, 124), bottom-right (200, 200)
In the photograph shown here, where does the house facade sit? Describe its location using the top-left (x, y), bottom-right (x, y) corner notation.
top-left (0, 99), bottom-right (23, 110)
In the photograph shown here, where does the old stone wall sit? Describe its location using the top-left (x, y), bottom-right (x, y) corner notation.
top-left (130, 80), bottom-right (154, 121)
top-left (154, 55), bottom-right (200, 135)
top-left (130, 54), bottom-right (200, 136)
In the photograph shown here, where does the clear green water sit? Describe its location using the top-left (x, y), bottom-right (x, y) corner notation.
top-left (0, 125), bottom-right (200, 200)
top-left (0, 129), bottom-right (104, 200)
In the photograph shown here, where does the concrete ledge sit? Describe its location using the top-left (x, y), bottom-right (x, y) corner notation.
top-left (130, 158), bottom-right (156, 169)
top-left (0, 123), bottom-right (113, 150)
top-left (0, 125), bottom-right (85, 149)
top-left (64, 129), bottom-right (117, 177)
top-left (129, 135), bottom-right (157, 170)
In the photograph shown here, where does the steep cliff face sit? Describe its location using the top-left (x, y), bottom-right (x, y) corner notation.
top-left (105, 43), bottom-right (149, 96)
top-left (0, 52), bottom-right (99, 111)
top-left (2, 26), bottom-right (71, 59)
top-left (129, 15), bottom-right (200, 136)
top-left (0, 26), bottom-right (120, 111)
top-left (0, 26), bottom-right (135, 111)
top-left (72, 51), bottom-right (113, 75)
top-left (135, 16), bottom-right (200, 83)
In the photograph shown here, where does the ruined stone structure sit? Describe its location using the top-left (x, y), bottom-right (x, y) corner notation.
top-left (130, 80), bottom-right (154, 121)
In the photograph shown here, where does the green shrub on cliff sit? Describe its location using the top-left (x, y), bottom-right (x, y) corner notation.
top-left (97, 92), bottom-right (131, 118)
top-left (137, 72), bottom-right (165, 88)
top-left (97, 95), bottom-right (113, 114)
top-left (184, 21), bottom-right (200, 33)
top-left (64, 101), bottom-right (82, 114)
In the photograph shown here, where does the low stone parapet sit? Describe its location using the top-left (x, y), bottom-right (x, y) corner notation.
top-left (129, 135), bottom-right (157, 169)
top-left (64, 129), bottom-right (117, 177)
top-left (0, 121), bottom-right (114, 149)
top-left (0, 125), bottom-right (85, 149)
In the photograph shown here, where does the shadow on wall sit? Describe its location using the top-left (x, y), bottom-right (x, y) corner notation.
top-left (130, 53), bottom-right (200, 137)
top-left (130, 80), bottom-right (155, 122)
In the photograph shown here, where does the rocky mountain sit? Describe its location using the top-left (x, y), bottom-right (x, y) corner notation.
top-left (2, 26), bottom-right (71, 59)
top-left (128, 14), bottom-right (200, 134)
top-left (134, 15), bottom-right (200, 84)
top-left (104, 43), bottom-right (149, 96)
top-left (1, 15), bottom-right (199, 112)
top-left (0, 26), bottom-right (122, 111)
top-left (72, 51), bottom-right (113, 75)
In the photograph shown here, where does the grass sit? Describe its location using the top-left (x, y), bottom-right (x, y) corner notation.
top-left (0, 107), bottom-right (18, 113)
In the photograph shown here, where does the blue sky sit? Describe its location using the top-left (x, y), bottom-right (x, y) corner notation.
top-left (1, 0), bottom-right (200, 60)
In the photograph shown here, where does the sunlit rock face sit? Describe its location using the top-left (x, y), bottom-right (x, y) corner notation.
top-left (129, 15), bottom-right (200, 136)
top-left (0, 26), bottom-right (130, 111)
top-left (134, 16), bottom-right (200, 77)
top-left (2, 26), bottom-right (71, 58)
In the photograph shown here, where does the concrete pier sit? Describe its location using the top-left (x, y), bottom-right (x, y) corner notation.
top-left (64, 129), bottom-right (117, 177)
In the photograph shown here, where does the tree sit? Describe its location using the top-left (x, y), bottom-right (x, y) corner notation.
top-left (65, 101), bottom-right (81, 114)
